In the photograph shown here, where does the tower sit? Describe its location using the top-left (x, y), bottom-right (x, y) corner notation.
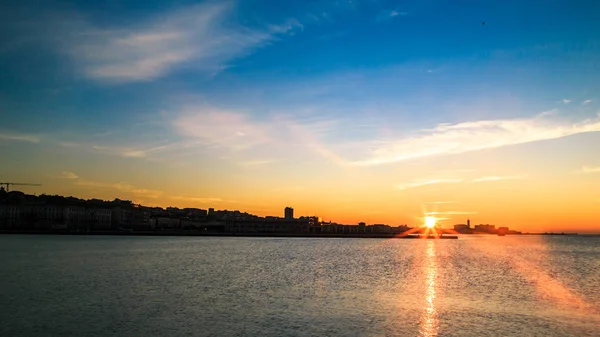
top-left (467, 218), bottom-right (471, 228)
top-left (284, 207), bottom-right (294, 219)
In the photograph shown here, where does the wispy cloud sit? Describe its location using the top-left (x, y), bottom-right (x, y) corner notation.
top-left (583, 100), bottom-right (592, 105)
top-left (65, 172), bottom-right (228, 203)
top-left (59, 107), bottom-right (600, 169)
top-left (425, 211), bottom-right (477, 215)
top-left (562, 99), bottom-right (572, 104)
top-left (115, 183), bottom-right (163, 199)
top-left (397, 175), bottom-right (526, 190)
top-left (169, 195), bottom-right (224, 204)
top-left (143, 104), bottom-right (600, 168)
top-left (237, 159), bottom-right (278, 167)
top-left (92, 144), bottom-right (172, 158)
top-left (396, 178), bottom-right (462, 190)
top-left (277, 114), bottom-right (351, 165)
top-left (0, 131), bottom-right (40, 143)
top-left (574, 166), bottom-right (600, 174)
top-left (74, 178), bottom-right (163, 199)
top-left (353, 111), bottom-right (600, 166)
top-left (472, 175), bottom-right (527, 182)
top-left (60, 171), bottom-right (79, 180)
top-left (171, 105), bottom-right (349, 164)
top-left (173, 107), bottom-right (270, 151)
top-left (66, 2), bottom-right (301, 82)
top-left (375, 9), bottom-right (407, 22)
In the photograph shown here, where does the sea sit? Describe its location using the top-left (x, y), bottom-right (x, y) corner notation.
top-left (0, 234), bottom-right (599, 337)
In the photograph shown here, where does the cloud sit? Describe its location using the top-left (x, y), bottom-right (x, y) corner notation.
top-left (583, 100), bottom-right (592, 105)
top-left (352, 111), bottom-right (600, 166)
top-left (92, 144), bottom-right (172, 158)
top-left (277, 114), bottom-right (351, 165)
top-left (237, 159), bottom-right (278, 167)
top-left (562, 99), bottom-right (572, 104)
top-left (391, 11), bottom-right (408, 17)
top-left (173, 106), bottom-right (600, 169)
top-left (173, 107), bottom-right (270, 151)
top-left (375, 9), bottom-right (407, 22)
top-left (66, 2), bottom-right (301, 82)
top-left (169, 196), bottom-right (224, 204)
top-left (61, 171), bottom-right (79, 180)
top-left (0, 131), bottom-right (40, 143)
top-left (69, 175), bottom-right (225, 203)
top-left (575, 166), bottom-right (600, 174)
top-left (396, 175), bottom-right (525, 193)
top-left (472, 175), bottom-right (527, 182)
top-left (396, 178), bottom-right (462, 190)
top-left (425, 211), bottom-right (477, 215)
top-left (114, 182), bottom-right (163, 199)
top-left (397, 174), bottom-right (526, 190)
top-left (74, 178), bottom-right (163, 199)
top-left (171, 105), bottom-right (349, 165)
top-left (538, 109), bottom-right (557, 117)
top-left (55, 105), bottom-right (344, 166)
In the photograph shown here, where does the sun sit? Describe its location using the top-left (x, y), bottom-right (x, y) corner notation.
top-left (424, 216), bottom-right (437, 228)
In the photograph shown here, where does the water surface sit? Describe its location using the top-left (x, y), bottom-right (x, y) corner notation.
top-left (0, 235), bottom-right (598, 336)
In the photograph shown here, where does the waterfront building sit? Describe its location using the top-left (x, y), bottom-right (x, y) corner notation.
top-left (284, 207), bottom-right (294, 219)
top-left (225, 217), bottom-right (312, 234)
top-left (65, 206), bottom-right (86, 228)
top-left (88, 208), bottom-right (112, 230)
top-left (454, 224), bottom-right (470, 233)
top-left (475, 224), bottom-right (496, 233)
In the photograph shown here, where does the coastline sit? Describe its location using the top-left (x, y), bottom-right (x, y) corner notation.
top-left (0, 230), bottom-right (459, 239)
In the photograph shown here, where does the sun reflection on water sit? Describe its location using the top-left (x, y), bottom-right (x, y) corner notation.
top-left (420, 240), bottom-right (439, 337)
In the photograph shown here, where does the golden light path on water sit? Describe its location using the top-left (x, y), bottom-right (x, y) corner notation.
top-left (419, 240), bottom-right (439, 337)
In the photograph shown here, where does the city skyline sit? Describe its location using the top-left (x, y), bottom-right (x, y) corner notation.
top-left (1, 188), bottom-right (527, 237)
top-left (1, 0), bottom-right (600, 233)
top-left (0, 187), bottom-right (576, 234)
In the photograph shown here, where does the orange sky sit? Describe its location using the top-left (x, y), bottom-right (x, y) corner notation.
top-left (4, 130), bottom-right (600, 233)
top-left (2, 0), bottom-right (600, 233)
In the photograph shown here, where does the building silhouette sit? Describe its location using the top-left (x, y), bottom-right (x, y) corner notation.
top-left (284, 207), bottom-right (294, 219)
top-left (0, 190), bottom-right (521, 236)
top-left (454, 218), bottom-right (473, 233)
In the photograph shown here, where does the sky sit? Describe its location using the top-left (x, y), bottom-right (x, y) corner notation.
top-left (1, 0), bottom-right (599, 232)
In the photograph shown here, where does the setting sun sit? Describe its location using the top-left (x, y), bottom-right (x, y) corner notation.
top-left (424, 216), bottom-right (437, 228)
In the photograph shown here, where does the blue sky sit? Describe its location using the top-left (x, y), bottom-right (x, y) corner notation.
top-left (2, 0), bottom-right (598, 131)
top-left (1, 0), bottom-right (600, 229)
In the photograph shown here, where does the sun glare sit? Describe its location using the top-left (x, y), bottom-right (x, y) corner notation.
top-left (424, 216), bottom-right (437, 228)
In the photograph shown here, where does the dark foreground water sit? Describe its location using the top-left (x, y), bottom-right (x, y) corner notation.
top-left (0, 235), bottom-right (599, 337)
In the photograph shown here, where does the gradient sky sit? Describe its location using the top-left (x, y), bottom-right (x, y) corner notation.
top-left (1, 0), bottom-right (599, 232)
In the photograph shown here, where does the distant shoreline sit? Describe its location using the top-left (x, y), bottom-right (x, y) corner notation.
top-left (0, 230), bottom-right (461, 239)
top-left (1, 230), bottom-right (593, 239)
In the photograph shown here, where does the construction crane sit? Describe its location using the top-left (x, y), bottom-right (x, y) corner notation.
top-left (0, 182), bottom-right (42, 192)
